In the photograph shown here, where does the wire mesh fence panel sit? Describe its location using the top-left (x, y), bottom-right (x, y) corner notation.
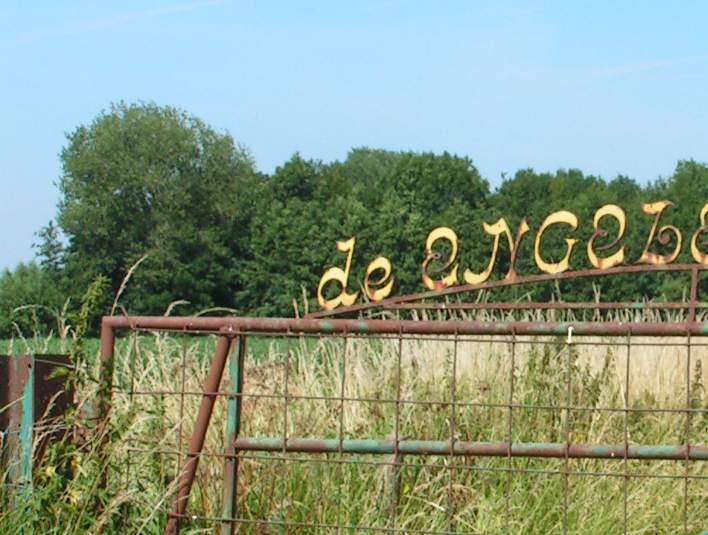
top-left (97, 315), bottom-right (708, 535)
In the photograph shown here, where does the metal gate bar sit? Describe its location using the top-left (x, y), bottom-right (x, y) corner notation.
top-left (101, 315), bottom-right (708, 336)
top-left (227, 437), bottom-right (708, 460)
top-left (166, 334), bottom-right (232, 534)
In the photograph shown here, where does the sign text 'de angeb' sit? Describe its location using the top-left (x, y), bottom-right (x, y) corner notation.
top-left (316, 201), bottom-right (708, 311)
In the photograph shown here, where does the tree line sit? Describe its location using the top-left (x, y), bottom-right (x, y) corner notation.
top-left (1, 102), bottom-right (707, 337)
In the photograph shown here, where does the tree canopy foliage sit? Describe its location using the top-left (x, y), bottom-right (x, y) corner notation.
top-left (56, 102), bottom-right (256, 314)
top-left (2, 102), bottom-right (707, 336)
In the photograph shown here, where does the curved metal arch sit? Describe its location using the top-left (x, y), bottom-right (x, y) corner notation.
top-left (306, 263), bottom-right (707, 319)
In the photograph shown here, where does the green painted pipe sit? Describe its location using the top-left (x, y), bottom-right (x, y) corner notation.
top-left (231, 437), bottom-right (708, 461)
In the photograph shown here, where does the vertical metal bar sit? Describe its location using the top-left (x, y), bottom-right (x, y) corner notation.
top-left (446, 330), bottom-right (458, 532)
top-left (278, 341), bottom-right (291, 532)
top-left (97, 322), bottom-right (116, 496)
top-left (506, 330), bottom-right (517, 532)
top-left (122, 330), bottom-right (139, 522)
top-left (391, 330), bottom-right (404, 527)
top-left (98, 322), bottom-right (116, 425)
top-left (221, 336), bottom-right (246, 535)
top-left (683, 332), bottom-right (691, 534)
top-left (166, 334), bottom-right (232, 535)
top-left (176, 340), bottom-right (188, 486)
top-left (689, 267), bottom-right (699, 322)
top-left (562, 337), bottom-right (572, 535)
top-left (688, 266), bottom-right (702, 533)
top-left (335, 333), bottom-right (349, 534)
top-left (623, 333), bottom-right (632, 534)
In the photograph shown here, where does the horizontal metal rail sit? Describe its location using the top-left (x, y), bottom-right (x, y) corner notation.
top-left (232, 437), bottom-right (708, 461)
top-left (103, 315), bottom-right (708, 336)
top-left (387, 301), bottom-right (708, 311)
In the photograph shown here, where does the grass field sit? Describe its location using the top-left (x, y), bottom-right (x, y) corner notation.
top-left (2, 327), bottom-right (707, 534)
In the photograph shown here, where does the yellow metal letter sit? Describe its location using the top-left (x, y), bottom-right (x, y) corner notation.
top-left (422, 227), bottom-right (459, 290)
top-left (317, 237), bottom-right (360, 310)
top-left (587, 204), bottom-right (626, 269)
top-left (364, 256), bottom-right (394, 302)
top-left (534, 211), bottom-right (579, 274)
top-left (464, 218), bottom-right (530, 284)
top-left (691, 203), bottom-right (708, 265)
top-left (638, 201), bottom-right (682, 265)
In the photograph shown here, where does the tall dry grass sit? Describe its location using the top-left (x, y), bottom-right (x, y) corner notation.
top-left (2, 312), bottom-right (707, 533)
top-left (80, 328), bottom-right (708, 534)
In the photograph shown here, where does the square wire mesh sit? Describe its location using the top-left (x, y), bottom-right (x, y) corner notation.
top-left (109, 325), bottom-right (708, 534)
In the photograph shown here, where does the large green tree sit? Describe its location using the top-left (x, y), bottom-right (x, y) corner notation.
top-left (57, 102), bottom-right (256, 314)
top-left (242, 149), bottom-right (490, 315)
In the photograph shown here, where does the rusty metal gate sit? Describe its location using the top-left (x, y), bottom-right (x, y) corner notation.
top-left (97, 264), bottom-right (708, 534)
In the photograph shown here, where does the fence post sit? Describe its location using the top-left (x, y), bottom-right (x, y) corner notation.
top-left (96, 321), bottom-right (116, 501)
top-left (221, 336), bottom-right (246, 535)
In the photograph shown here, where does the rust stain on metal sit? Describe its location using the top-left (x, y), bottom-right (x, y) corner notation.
top-left (1, 354), bottom-right (74, 493)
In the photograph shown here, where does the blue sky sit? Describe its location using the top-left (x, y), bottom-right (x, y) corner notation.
top-left (1, 1), bottom-right (707, 270)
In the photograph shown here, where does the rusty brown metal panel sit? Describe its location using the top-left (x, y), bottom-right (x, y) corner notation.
top-left (1, 354), bottom-right (73, 490)
top-left (32, 355), bottom-right (74, 465)
top-left (33, 355), bottom-right (73, 417)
